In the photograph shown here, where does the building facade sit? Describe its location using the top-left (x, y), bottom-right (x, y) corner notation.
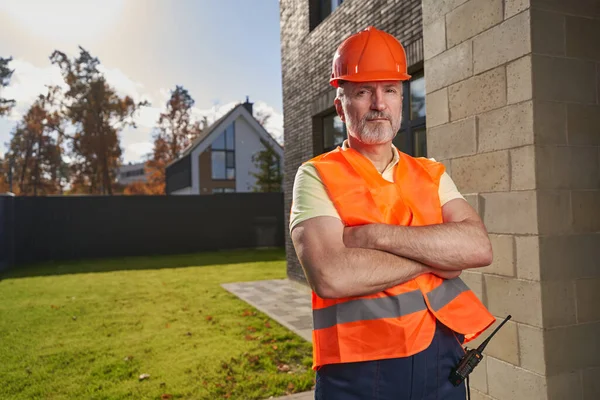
top-left (116, 162), bottom-right (148, 186)
top-left (280, 0), bottom-right (600, 399)
top-left (165, 100), bottom-right (284, 195)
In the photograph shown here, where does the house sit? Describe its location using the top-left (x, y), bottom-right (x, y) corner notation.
top-left (165, 98), bottom-right (283, 195)
top-left (117, 162), bottom-right (147, 185)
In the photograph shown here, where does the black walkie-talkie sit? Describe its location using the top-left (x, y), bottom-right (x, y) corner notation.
top-left (449, 315), bottom-right (512, 387)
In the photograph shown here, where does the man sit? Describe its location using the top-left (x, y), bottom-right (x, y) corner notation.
top-left (290, 26), bottom-right (495, 399)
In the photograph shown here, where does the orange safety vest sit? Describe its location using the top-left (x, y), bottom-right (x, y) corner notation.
top-left (307, 146), bottom-right (495, 369)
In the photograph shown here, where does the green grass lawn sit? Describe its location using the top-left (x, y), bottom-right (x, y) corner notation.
top-left (0, 248), bottom-right (315, 400)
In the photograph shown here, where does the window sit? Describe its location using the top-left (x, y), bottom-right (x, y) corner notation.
top-left (121, 168), bottom-right (145, 179)
top-left (323, 112), bottom-right (347, 152)
top-left (393, 71), bottom-right (427, 157)
top-left (211, 123), bottom-right (235, 180)
top-left (310, 0), bottom-right (343, 30)
top-left (213, 188), bottom-right (235, 194)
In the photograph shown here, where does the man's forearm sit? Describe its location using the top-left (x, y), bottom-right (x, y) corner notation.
top-left (349, 221), bottom-right (492, 271)
top-left (311, 246), bottom-right (433, 299)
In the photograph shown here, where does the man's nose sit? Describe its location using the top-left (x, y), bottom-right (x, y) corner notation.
top-left (371, 89), bottom-right (386, 111)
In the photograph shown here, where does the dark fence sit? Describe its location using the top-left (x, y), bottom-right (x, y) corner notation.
top-left (0, 193), bottom-right (284, 270)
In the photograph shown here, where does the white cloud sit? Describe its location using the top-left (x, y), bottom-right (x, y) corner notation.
top-left (0, 57), bottom-right (284, 163)
top-left (123, 141), bottom-right (153, 163)
top-left (1, 59), bottom-right (67, 121)
top-left (254, 101), bottom-right (284, 145)
top-left (97, 65), bottom-right (149, 104)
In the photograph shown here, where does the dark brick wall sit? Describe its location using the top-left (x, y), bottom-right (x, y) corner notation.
top-left (280, 0), bottom-right (424, 283)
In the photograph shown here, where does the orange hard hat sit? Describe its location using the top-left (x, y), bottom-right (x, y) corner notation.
top-left (330, 26), bottom-right (411, 88)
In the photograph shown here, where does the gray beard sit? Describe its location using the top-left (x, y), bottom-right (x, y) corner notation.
top-left (347, 115), bottom-right (401, 145)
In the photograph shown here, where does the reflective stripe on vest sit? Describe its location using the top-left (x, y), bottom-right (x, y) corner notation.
top-left (313, 278), bottom-right (470, 330)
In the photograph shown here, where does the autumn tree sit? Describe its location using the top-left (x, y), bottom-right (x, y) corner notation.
top-left (251, 139), bottom-right (282, 192)
top-left (50, 47), bottom-right (146, 195)
top-left (145, 85), bottom-right (202, 194)
top-left (5, 87), bottom-right (64, 195)
top-left (0, 157), bottom-right (9, 193)
top-left (0, 56), bottom-right (15, 116)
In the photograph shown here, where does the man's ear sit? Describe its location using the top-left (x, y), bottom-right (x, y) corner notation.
top-left (334, 98), bottom-right (345, 123)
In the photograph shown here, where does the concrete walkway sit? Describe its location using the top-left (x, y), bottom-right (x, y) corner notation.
top-left (221, 279), bottom-right (315, 399)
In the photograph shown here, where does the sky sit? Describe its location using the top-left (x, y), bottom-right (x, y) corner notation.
top-left (0, 0), bottom-right (284, 163)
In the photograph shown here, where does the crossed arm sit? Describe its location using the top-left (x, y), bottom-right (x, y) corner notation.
top-left (291, 198), bottom-right (492, 299)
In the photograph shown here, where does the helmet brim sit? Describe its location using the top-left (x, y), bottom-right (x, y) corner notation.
top-left (330, 71), bottom-right (412, 88)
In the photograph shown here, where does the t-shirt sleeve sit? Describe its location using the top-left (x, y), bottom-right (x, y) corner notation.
top-left (427, 157), bottom-right (465, 206)
top-left (289, 162), bottom-right (341, 232)
top-left (438, 171), bottom-right (465, 206)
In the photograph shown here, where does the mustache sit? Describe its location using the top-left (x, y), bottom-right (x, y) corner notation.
top-left (363, 111), bottom-right (392, 121)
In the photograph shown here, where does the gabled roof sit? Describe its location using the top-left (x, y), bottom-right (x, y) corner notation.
top-left (166, 103), bottom-right (282, 169)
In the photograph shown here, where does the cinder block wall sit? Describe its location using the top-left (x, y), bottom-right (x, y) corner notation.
top-left (422, 0), bottom-right (600, 399)
top-left (280, 0), bottom-right (424, 283)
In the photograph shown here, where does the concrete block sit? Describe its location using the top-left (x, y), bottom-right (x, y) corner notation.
top-left (481, 191), bottom-right (538, 234)
top-left (422, 0), bottom-right (470, 26)
top-left (461, 270), bottom-right (484, 302)
top-left (464, 194), bottom-right (481, 215)
top-left (439, 158), bottom-right (452, 177)
top-left (452, 151), bottom-right (510, 193)
top-left (425, 88), bottom-right (449, 127)
top-left (536, 146), bottom-right (600, 190)
top-left (480, 234), bottom-right (515, 277)
top-left (428, 117), bottom-right (477, 160)
top-left (423, 17), bottom-right (446, 60)
top-left (576, 278), bottom-right (600, 323)
top-left (507, 55), bottom-right (533, 104)
top-left (532, 55), bottom-right (597, 103)
top-left (511, 145), bottom-right (536, 191)
top-left (541, 280), bottom-right (577, 328)
top-left (572, 191), bottom-right (600, 234)
top-left (516, 235), bottom-right (541, 281)
top-left (487, 357), bottom-right (548, 400)
top-left (519, 323), bottom-right (546, 375)
top-left (582, 367), bottom-right (600, 400)
top-left (446, 0), bottom-right (503, 48)
top-left (566, 15), bottom-right (600, 61)
top-left (505, 0), bottom-right (530, 19)
top-left (539, 234), bottom-right (600, 280)
top-left (567, 104), bottom-right (600, 146)
top-left (469, 357), bottom-right (488, 393)
top-left (425, 41), bottom-right (473, 93)
top-left (478, 101), bottom-right (534, 152)
top-left (470, 319), bottom-right (519, 365)
top-left (474, 11), bottom-right (531, 74)
top-left (471, 389), bottom-right (495, 400)
top-left (534, 101), bottom-right (567, 145)
top-left (537, 190), bottom-right (572, 235)
top-left (449, 66), bottom-right (507, 121)
top-left (544, 322), bottom-right (600, 375)
top-left (547, 371), bottom-right (583, 400)
top-left (531, 8), bottom-right (566, 56)
top-left (485, 275), bottom-right (542, 326)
